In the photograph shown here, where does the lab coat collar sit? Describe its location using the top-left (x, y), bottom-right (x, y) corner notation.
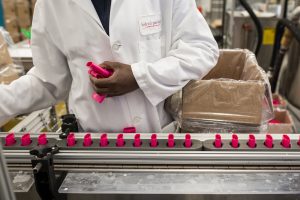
top-left (71, 0), bottom-right (104, 31)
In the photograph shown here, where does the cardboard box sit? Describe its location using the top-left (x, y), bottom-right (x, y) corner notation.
top-left (4, 16), bottom-right (21, 43)
top-left (268, 110), bottom-right (296, 133)
top-left (5, 17), bottom-right (18, 32)
top-left (182, 49), bottom-right (272, 126)
top-left (272, 93), bottom-right (287, 109)
top-left (0, 34), bottom-right (13, 67)
top-left (0, 65), bottom-right (20, 84)
top-left (3, 0), bottom-right (33, 43)
top-left (0, 34), bottom-right (20, 84)
top-left (11, 33), bottom-right (21, 43)
top-left (165, 49), bottom-right (274, 133)
top-left (16, 0), bottom-right (32, 28)
top-left (2, 0), bottom-right (16, 19)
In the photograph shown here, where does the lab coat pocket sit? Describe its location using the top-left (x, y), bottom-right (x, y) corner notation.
top-left (139, 38), bottom-right (162, 63)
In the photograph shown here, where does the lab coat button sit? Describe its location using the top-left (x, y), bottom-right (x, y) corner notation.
top-left (133, 116), bottom-right (142, 124)
top-left (112, 42), bottom-right (122, 51)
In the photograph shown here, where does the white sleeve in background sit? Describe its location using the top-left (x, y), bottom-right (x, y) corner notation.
top-left (131, 0), bottom-right (219, 106)
top-left (0, 1), bottom-right (72, 125)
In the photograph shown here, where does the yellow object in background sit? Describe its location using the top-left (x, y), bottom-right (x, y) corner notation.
top-left (55, 102), bottom-right (67, 118)
top-left (1, 118), bottom-right (23, 132)
top-left (1, 102), bottom-right (67, 132)
top-left (54, 102), bottom-right (68, 127)
top-left (263, 28), bottom-right (275, 45)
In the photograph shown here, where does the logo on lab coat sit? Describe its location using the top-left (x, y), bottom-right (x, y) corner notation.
top-left (139, 15), bottom-right (162, 36)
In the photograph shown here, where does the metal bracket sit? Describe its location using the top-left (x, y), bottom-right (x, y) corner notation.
top-left (60, 114), bottom-right (79, 139)
top-left (30, 145), bottom-right (66, 200)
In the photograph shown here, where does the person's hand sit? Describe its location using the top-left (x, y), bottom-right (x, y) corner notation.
top-left (90, 61), bottom-right (139, 97)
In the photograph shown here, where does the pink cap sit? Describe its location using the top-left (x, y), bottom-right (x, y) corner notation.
top-left (100, 134), bottom-right (109, 147)
top-left (38, 133), bottom-right (48, 145)
top-left (184, 134), bottom-right (192, 148)
top-left (88, 69), bottom-right (102, 79)
top-left (21, 133), bottom-right (32, 146)
top-left (273, 99), bottom-right (281, 105)
top-left (86, 62), bottom-right (112, 78)
top-left (116, 134), bottom-right (125, 147)
top-left (248, 134), bottom-right (256, 148)
top-left (5, 133), bottom-right (16, 146)
top-left (231, 134), bottom-right (239, 148)
top-left (298, 136), bottom-right (300, 146)
top-left (214, 134), bottom-right (222, 148)
top-left (264, 134), bottom-right (273, 148)
top-left (83, 133), bottom-right (93, 147)
top-left (281, 134), bottom-right (291, 148)
top-left (133, 134), bottom-right (142, 147)
top-left (123, 127), bottom-right (136, 133)
top-left (67, 133), bottom-right (76, 147)
top-left (167, 134), bottom-right (175, 148)
top-left (92, 93), bottom-right (106, 104)
top-left (269, 119), bottom-right (282, 124)
top-left (150, 134), bottom-right (158, 147)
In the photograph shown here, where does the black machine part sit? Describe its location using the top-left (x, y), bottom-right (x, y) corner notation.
top-left (268, 19), bottom-right (300, 94)
top-left (279, 40), bottom-right (300, 109)
top-left (238, 0), bottom-right (263, 56)
top-left (30, 145), bottom-right (66, 200)
top-left (60, 114), bottom-right (79, 139)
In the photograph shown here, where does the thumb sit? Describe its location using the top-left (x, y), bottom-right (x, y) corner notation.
top-left (101, 61), bottom-right (120, 70)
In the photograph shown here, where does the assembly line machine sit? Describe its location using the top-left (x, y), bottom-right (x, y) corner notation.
top-left (1, 128), bottom-right (300, 200)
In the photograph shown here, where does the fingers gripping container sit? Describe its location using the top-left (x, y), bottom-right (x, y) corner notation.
top-left (204, 134), bottom-right (300, 151)
top-left (57, 133), bottom-right (202, 151)
top-left (86, 62), bottom-right (113, 104)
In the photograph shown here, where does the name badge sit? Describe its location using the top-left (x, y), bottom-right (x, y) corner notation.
top-left (139, 15), bottom-right (162, 36)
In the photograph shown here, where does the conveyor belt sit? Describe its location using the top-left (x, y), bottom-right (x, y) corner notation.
top-left (1, 133), bottom-right (300, 167)
top-left (1, 132), bottom-right (300, 200)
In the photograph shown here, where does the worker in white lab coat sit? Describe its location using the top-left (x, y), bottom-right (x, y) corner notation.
top-left (0, 0), bottom-right (219, 133)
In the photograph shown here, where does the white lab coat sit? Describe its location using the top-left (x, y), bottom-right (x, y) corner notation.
top-left (0, 0), bottom-right (219, 133)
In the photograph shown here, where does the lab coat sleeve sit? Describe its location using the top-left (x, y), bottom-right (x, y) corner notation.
top-left (0, 1), bottom-right (72, 125)
top-left (131, 0), bottom-right (219, 106)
